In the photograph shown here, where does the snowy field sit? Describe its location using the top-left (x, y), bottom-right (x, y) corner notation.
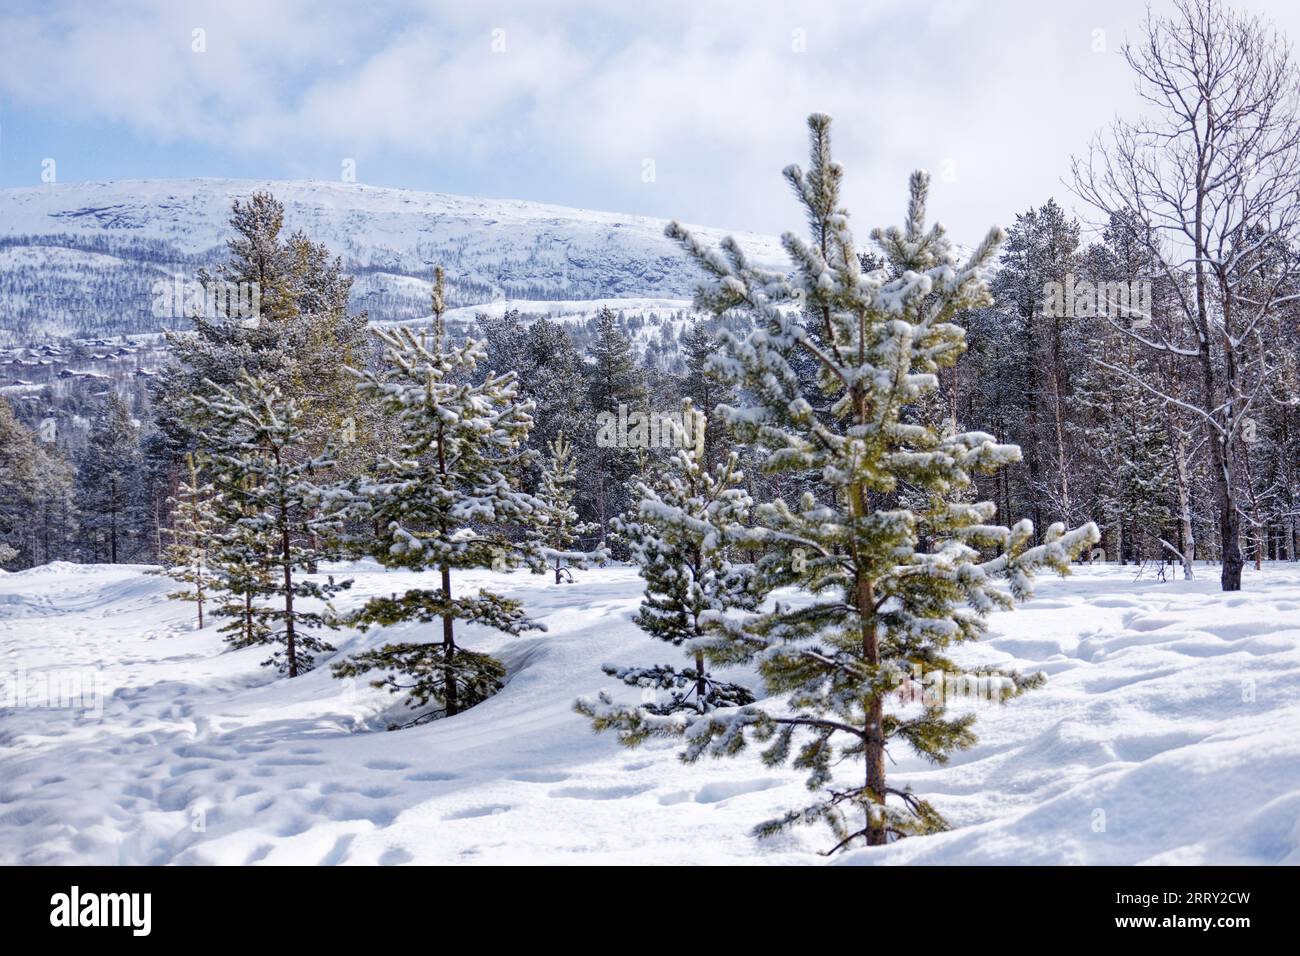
top-left (1, 560), bottom-right (1297, 866)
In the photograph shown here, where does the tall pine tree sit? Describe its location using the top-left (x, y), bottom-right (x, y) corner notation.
top-left (581, 114), bottom-right (1099, 852)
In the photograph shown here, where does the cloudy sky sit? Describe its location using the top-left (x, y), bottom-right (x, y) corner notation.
top-left (2, 0), bottom-right (1298, 241)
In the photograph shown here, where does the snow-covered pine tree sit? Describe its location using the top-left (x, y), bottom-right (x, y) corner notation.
top-left (587, 306), bottom-right (645, 547)
top-left (0, 397), bottom-right (75, 569)
top-left (209, 474), bottom-right (276, 651)
top-left (0, 398), bottom-right (35, 568)
top-left (523, 318), bottom-right (594, 458)
top-left (197, 371), bottom-right (350, 676)
top-left (76, 393), bottom-right (145, 563)
top-left (989, 200), bottom-right (1085, 533)
top-left (580, 114), bottom-right (1099, 852)
top-left (531, 433), bottom-right (599, 583)
top-left (152, 192), bottom-right (370, 479)
top-left (1076, 332), bottom-right (1174, 565)
top-left (682, 321), bottom-right (736, 469)
top-left (332, 274), bottom-right (592, 722)
top-left (580, 402), bottom-right (758, 714)
top-left (155, 452), bottom-right (221, 629)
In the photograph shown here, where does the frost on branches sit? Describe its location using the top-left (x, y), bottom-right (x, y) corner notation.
top-left (579, 401), bottom-right (757, 715)
top-left (331, 275), bottom-right (598, 724)
top-left (154, 452), bottom-right (220, 630)
top-left (530, 433), bottom-right (600, 584)
top-left (581, 113), bottom-right (1099, 854)
top-left (197, 371), bottom-right (351, 677)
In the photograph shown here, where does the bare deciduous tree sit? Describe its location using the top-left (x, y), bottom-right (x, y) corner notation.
top-left (1072, 0), bottom-right (1300, 591)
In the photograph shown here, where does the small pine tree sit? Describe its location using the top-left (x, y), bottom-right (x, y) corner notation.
top-left (332, 272), bottom-right (585, 723)
top-left (197, 371), bottom-right (350, 676)
top-left (156, 453), bottom-right (221, 629)
top-left (579, 114), bottom-right (1099, 853)
top-left (531, 433), bottom-right (599, 583)
top-left (210, 471), bottom-right (277, 650)
top-left (581, 403), bottom-right (758, 714)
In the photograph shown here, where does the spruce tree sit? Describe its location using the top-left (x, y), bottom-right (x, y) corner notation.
top-left (587, 306), bottom-right (645, 543)
top-left (580, 114), bottom-right (1099, 852)
top-left (683, 321), bottom-right (736, 469)
top-left (522, 318), bottom-right (597, 498)
top-left (988, 200), bottom-right (1085, 533)
top-left (331, 276), bottom-right (585, 723)
top-left (197, 371), bottom-right (350, 676)
top-left (156, 452), bottom-right (221, 629)
top-left (0, 398), bottom-right (43, 567)
top-left (531, 433), bottom-right (599, 583)
top-left (0, 398), bottom-right (74, 569)
top-left (75, 393), bottom-right (145, 563)
top-left (584, 403), bottom-right (757, 714)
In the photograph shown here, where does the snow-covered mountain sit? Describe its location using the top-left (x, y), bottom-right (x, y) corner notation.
top-left (0, 178), bottom-right (786, 343)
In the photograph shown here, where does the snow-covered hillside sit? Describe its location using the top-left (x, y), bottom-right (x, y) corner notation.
top-left (1, 560), bottom-right (1296, 865)
top-left (0, 179), bottom-right (785, 341)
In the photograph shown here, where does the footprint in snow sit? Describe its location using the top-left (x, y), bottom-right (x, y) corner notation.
top-left (508, 770), bottom-right (567, 783)
top-left (319, 834), bottom-right (355, 866)
top-left (688, 778), bottom-right (786, 805)
top-left (364, 759), bottom-right (409, 771)
top-left (244, 843), bottom-right (275, 864)
top-left (406, 771), bottom-right (458, 782)
top-left (549, 784), bottom-right (652, 800)
top-left (444, 804), bottom-right (511, 820)
top-left (257, 756), bottom-right (327, 767)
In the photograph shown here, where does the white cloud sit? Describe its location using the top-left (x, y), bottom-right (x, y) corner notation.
top-left (4, 0), bottom-right (1300, 239)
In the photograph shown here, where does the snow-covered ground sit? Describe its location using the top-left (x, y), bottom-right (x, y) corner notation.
top-left (1, 560), bottom-right (1297, 865)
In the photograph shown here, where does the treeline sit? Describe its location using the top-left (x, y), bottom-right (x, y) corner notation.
top-left (4, 196), bottom-right (1298, 579)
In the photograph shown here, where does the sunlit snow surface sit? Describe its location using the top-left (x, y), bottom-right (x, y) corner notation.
top-left (1, 560), bottom-right (1297, 865)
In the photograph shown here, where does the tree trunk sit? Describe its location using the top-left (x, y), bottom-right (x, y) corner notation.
top-left (281, 506), bottom-right (296, 677)
top-left (694, 651), bottom-right (707, 714)
top-left (110, 475), bottom-right (119, 564)
top-left (441, 564), bottom-right (458, 716)
top-left (1206, 416), bottom-right (1244, 590)
top-left (860, 575), bottom-right (885, 846)
top-left (1170, 419), bottom-right (1195, 579)
top-left (1048, 364), bottom-right (1070, 523)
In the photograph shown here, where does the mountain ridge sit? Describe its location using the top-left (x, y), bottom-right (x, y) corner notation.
top-left (0, 177), bottom-right (786, 343)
